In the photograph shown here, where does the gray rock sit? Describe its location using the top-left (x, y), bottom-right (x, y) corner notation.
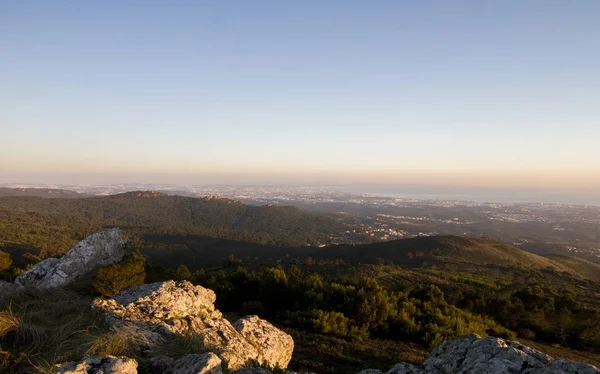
top-left (387, 363), bottom-right (426, 374)
top-left (373, 334), bottom-right (599, 374)
top-left (170, 353), bottom-right (223, 374)
top-left (54, 355), bottom-right (137, 374)
top-left (357, 370), bottom-right (384, 374)
top-left (188, 316), bottom-right (260, 371)
top-left (16, 228), bottom-right (127, 289)
top-left (233, 315), bottom-right (294, 369)
top-left (149, 355), bottom-right (175, 373)
top-left (544, 359), bottom-right (600, 374)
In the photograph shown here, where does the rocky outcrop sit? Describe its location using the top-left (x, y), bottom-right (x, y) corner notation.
top-left (54, 356), bottom-right (137, 374)
top-left (92, 280), bottom-right (221, 330)
top-left (169, 353), bottom-right (223, 374)
top-left (93, 280), bottom-right (293, 370)
top-left (15, 228), bottom-right (128, 289)
top-left (361, 334), bottom-right (599, 374)
top-left (234, 315), bottom-right (295, 368)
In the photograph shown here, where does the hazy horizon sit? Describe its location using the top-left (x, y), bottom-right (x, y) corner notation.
top-left (2, 1), bottom-right (599, 189)
top-left (1, 179), bottom-right (599, 206)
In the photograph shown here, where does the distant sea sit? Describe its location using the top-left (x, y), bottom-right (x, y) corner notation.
top-left (315, 185), bottom-right (600, 206)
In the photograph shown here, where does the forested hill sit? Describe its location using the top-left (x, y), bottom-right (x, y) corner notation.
top-left (0, 191), bottom-right (344, 259)
top-left (311, 235), bottom-right (600, 281)
top-left (0, 187), bottom-right (86, 198)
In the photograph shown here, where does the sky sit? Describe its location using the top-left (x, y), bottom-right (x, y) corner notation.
top-left (1, 1), bottom-right (599, 188)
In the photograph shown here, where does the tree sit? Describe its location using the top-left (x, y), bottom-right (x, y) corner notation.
top-left (176, 264), bottom-right (193, 280)
top-left (93, 251), bottom-right (146, 297)
top-left (0, 251), bottom-right (11, 272)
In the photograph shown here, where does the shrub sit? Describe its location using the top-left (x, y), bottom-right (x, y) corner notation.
top-left (313, 310), bottom-right (349, 336)
top-left (175, 264), bottom-right (193, 280)
top-left (93, 251), bottom-right (146, 297)
top-left (240, 300), bottom-right (265, 316)
top-left (0, 251), bottom-right (11, 273)
top-left (518, 328), bottom-right (536, 340)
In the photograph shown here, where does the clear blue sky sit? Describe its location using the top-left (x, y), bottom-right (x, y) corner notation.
top-left (1, 1), bottom-right (599, 187)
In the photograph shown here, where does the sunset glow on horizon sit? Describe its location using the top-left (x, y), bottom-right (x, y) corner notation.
top-left (1, 1), bottom-right (599, 189)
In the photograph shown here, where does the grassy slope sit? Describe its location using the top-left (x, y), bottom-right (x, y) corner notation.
top-left (311, 236), bottom-right (600, 281)
top-left (544, 255), bottom-right (600, 282)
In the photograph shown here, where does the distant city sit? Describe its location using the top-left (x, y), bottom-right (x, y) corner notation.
top-left (2, 182), bottom-right (599, 262)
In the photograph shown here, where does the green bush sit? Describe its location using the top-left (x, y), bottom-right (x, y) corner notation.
top-left (313, 310), bottom-right (349, 336)
top-left (93, 251), bottom-right (146, 297)
top-left (175, 264), bottom-right (193, 280)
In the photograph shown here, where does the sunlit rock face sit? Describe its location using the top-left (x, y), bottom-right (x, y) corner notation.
top-left (92, 280), bottom-right (294, 371)
top-left (15, 228), bottom-right (128, 289)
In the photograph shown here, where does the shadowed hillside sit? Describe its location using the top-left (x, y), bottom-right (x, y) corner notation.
top-left (546, 254), bottom-right (600, 282)
top-left (311, 235), bottom-right (600, 278)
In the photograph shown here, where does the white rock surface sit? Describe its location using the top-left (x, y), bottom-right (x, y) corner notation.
top-left (367, 334), bottom-right (599, 374)
top-left (15, 228), bottom-right (128, 289)
top-left (54, 356), bottom-right (138, 374)
top-left (93, 280), bottom-right (293, 371)
top-left (233, 315), bottom-right (294, 369)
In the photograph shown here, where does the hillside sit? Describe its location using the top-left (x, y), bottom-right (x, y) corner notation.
top-left (545, 254), bottom-right (600, 282)
top-left (0, 187), bottom-right (85, 198)
top-left (311, 235), bottom-right (595, 275)
top-left (0, 191), bottom-right (344, 262)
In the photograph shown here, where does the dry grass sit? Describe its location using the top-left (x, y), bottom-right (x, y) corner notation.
top-left (86, 324), bottom-right (160, 358)
top-left (0, 288), bottom-right (105, 373)
top-left (0, 307), bottom-right (21, 337)
top-left (0, 287), bottom-right (213, 373)
top-left (152, 333), bottom-right (212, 359)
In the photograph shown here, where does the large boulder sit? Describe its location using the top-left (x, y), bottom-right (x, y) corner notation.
top-left (92, 281), bottom-right (293, 371)
top-left (54, 356), bottom-right (138, 374)
top-left (15, 228), bottom-right (128, 289)
top-left (233, 315), bottom-right (294, 368)
top-left (188, 316), bottom-right (260, 370)
top-left (364, 334), bottom-right (599, 374)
